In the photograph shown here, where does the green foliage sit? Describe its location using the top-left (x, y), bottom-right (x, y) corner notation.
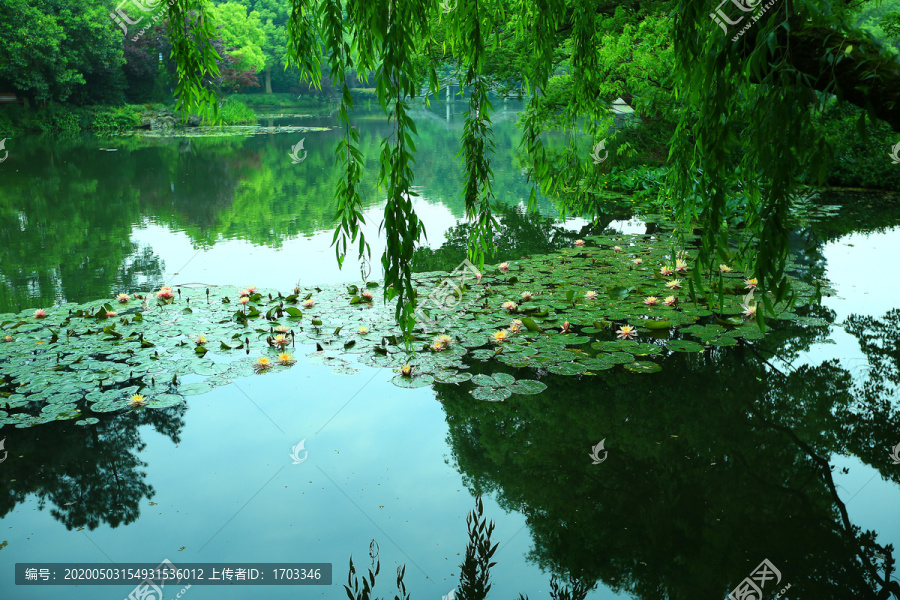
top-left (218, 96), bottom-right (258, 124)
top-left (209, 1), bottom-right (268, 72)
top-left (0, 0), bottom-right (125, 103)
top-left (813, 101), bottom-right (900, 190)
top-left (161, 0), bottom-right (900, 336)
top-left (0, 104), bottom-right (143, 135)
top-left (89, 105), bottom-right (144, 133)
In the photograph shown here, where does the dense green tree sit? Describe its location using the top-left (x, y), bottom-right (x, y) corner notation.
top-left (236, 0), bottom-right (293, 93)
top-left (209, 1), bottom-right (267, 72)
top-left (0, 0), bottom-right (125, 103)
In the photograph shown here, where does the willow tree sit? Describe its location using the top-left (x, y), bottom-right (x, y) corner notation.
top-left (164, 0), bottom-right (900, 333)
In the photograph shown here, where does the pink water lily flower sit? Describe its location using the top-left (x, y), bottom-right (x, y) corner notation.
top-left (632, 258), bottom-right (643, 266)
top-left (744, 278), bottom-right (758, 290)
top-left (239, 289), bottom-right (250, 297)
top-left (666, 279), bottom-right (682, 290)
top-left (560, 321), bottom-right (572, 333)
top-left (238, 296), bottom-right (250, 305)
top-left (613, 246), bottom-right (623, 253)
top-left (574, 239), bottom-right (585, 246)
top-left (499, 262), bottom-right (510, 273)
top-left (156, 287), bottom-right (174, 300)
top-left (33, 309), bottom-right (47, 319)
top-left (660, 266), bottom-right (674, 276)
top-left (105, 310), bottom-right (118, 318)
top-left (742, 303), bottom-right (757, 319)
top-left (585, 290), bottom-right (598, 300)
top-left (361, 290), bottom-right (374, 301)
top-left (664, 296), bottom-right (677, 306)
top-left (273, 334), bottom-right (290, 347)
top-left (521, 291), bottom-right (533, 301)
top-left (196, 335), bottom-right (207, 345)
top-left (501, 301), bottom-right (518, 313)
top-left (644, 296), bottom-right (659, 306)
top-left (246, 286), bottom-right (257, 294)
top-left (303, 299), bottom-right (315, 308)
top-left (675, 259), bottom-right (688, 273)
top-left (116, 293), bottom-right (130, 303)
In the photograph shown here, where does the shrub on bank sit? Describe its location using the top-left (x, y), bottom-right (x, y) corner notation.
top-left (218, 97), bottom-right (258, 124)
top-left (0, 103), bottom-right (144, 136)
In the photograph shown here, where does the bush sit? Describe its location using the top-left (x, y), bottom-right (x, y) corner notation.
top-left (218, 97), bottom-right (258, 124)
top-left (0, 103), bottom-right (145, 136)
top-left (814, 101), bottom-right (900, 190)
top-left (90, 105), bottom-right (143, 133)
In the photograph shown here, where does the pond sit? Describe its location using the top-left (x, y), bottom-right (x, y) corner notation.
top-left (0, 103), bottom-right (899, 600)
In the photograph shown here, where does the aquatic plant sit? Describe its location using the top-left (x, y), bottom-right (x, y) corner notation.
top-left (0, 227), bottom-right (830, 428)
top-left (617, 325), bottom-right (637, 340)
top-left (277, 353), bottom-right (296, 366)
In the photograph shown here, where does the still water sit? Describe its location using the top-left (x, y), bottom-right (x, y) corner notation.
top-left (0, 104), bottom-right (898, 600)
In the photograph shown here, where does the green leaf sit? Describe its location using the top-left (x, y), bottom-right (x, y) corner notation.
top-left (509, 380), bottom-right (547, 395)
top-left (471, 386), bottom-right (512, 401)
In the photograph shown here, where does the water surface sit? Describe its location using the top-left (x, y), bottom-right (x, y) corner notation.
top-left (0, 107), bottom-right (898, 600)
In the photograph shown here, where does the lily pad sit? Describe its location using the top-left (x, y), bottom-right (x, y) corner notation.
top-left (667, 340), bottom-right (706, 353)
top-left (509, 380), bottom-right (548, 395)
top-left (624, 361), bottom-right (663, 373)
top-left (548, 362), bottom-right (586, 376)
top-left (391, 374), bottom-right (435, 389)
top-left (471, 386), bottom-right (512, 401)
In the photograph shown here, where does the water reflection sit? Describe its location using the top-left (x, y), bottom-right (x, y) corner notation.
top-left (0, 109), bottom-right (566, 314)
top-left (0, 405), bottom-right (185, 530)
top-left (438, 304), bottom-right (898, 598)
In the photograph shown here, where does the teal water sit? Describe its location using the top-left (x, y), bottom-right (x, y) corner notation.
top-left (0, 104), bottom-right (899, 600)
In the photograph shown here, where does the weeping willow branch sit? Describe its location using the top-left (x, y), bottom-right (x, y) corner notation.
top-left (167, 0), bottom-right (220, 122)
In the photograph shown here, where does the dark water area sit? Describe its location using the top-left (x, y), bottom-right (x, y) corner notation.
top-left (0, 104), bottom-right (898, 600)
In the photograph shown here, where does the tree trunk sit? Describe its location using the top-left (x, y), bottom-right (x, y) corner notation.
top-left (265, 68), bottom-right (272, 94)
